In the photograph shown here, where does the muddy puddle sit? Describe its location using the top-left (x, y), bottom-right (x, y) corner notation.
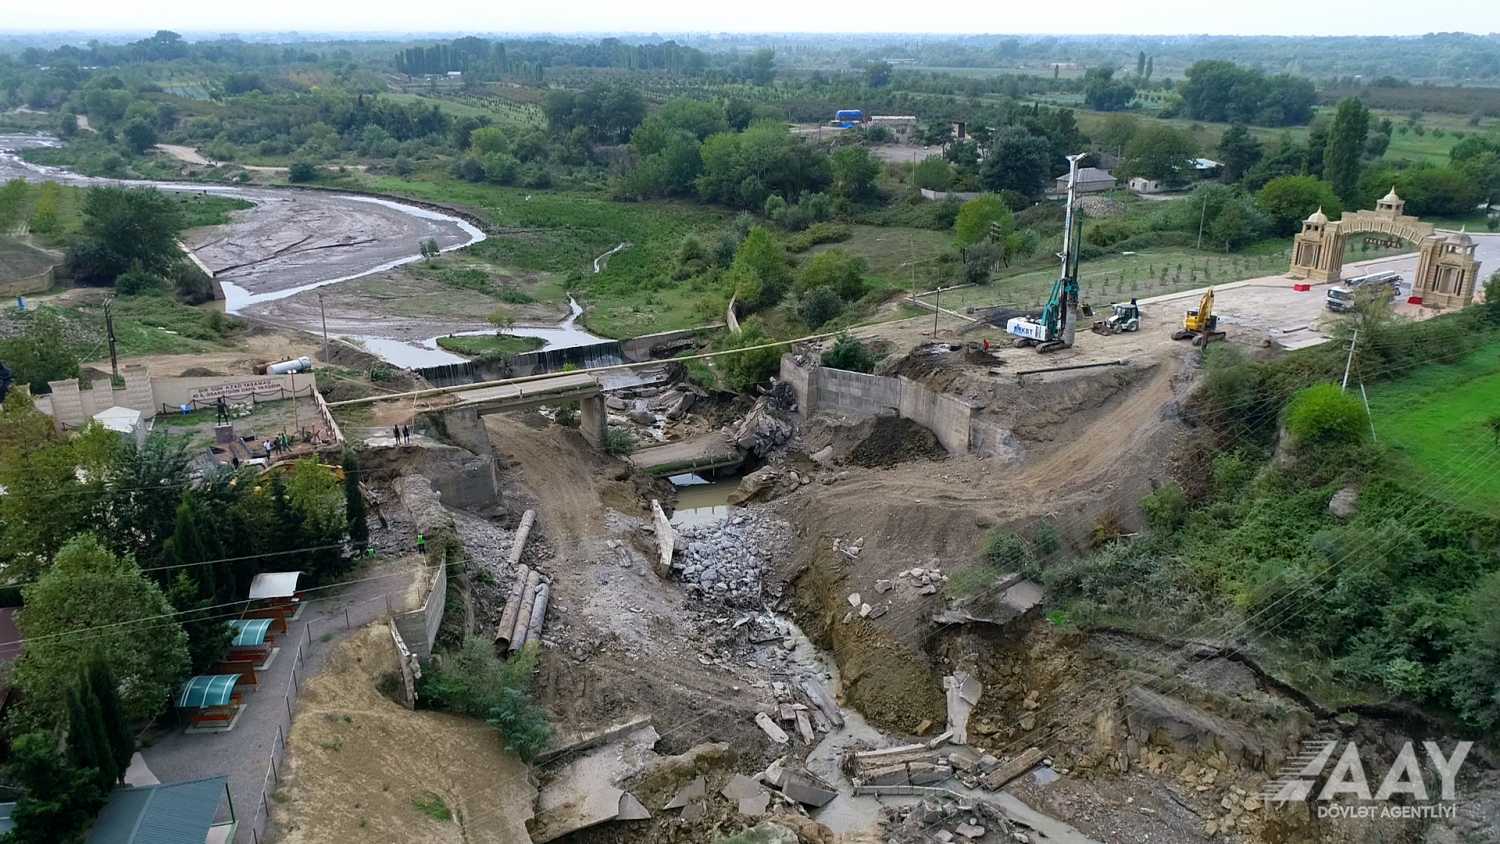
top-left (668, 472), bottom-right (741, 528)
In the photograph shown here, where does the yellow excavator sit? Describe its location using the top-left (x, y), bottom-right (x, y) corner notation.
top-left (1172, 288), bottom-right (1226, 347)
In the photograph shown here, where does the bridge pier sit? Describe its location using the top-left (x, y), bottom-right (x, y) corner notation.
top-left (418, 406), bottom-right (493, 456)
top-left (579, 394), bottom-right (606, 449)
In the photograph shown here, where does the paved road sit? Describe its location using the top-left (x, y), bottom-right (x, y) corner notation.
top-left (139, 557), bottom-right (424, 843)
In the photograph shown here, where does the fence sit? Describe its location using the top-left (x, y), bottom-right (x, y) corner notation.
top-left (242, 586), bottom-right (419, 844)
top-left (159, 384), bottom-right (318, 416)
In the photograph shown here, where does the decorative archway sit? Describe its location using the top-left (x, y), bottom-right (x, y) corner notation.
top-left (1289, 188), bottom-right (1482, 309)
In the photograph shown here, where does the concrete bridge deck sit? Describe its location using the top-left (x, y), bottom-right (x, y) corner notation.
top-left (422, 372), bottom-right (607, 454)
top-left (629, 431), bottom-right (744, 476)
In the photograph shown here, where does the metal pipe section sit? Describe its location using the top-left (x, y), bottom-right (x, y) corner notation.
top-left (494, 564), bottom-right (530, 647)
top-left (507, 509), bottom-right (536, 568)
top-left (1014, 359), bottom-right (1128, 378)
top-left (521, 582), bottom-right (551, 650)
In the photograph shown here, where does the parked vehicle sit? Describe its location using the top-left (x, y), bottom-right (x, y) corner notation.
top-left (1327, 271), bottom-right (1401, 313)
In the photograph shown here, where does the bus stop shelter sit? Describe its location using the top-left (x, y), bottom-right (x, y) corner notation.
top-left (176, 675), bottom-right (245, 731)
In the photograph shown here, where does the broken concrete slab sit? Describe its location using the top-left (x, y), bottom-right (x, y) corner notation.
top-left (738, 792), bottom-right (771, 817)
top-left (948, 747), bottom-right (981, 773)
top-left (664, 776), bottom-right (706, 810)
top-left (955, 821), bottom-right (986, 838)
top-left (781, 771), bottom-right (838, 808)
top-left (681, 800), bottom-right (706, 822)
top-left (721, 773), bottom-right (765, 802)
top-left (795, 710), bottom-right (815, 743)
top-left (528, 721), bottom-right (662, 842)
top-left (801, 679), bottom-right (844, 728)
top-left (908, 763), bottom-right (955, 785)
top-left (943, 672), bottom-right (982, 745)
top-left (980, 747), bottom-right (1044, 791)
top-left (616, 793), bottom-right (651, 821)
top-left (755, 712), bottom-right (790, 744)
top-left (847, 592), bottom-right (862, 607)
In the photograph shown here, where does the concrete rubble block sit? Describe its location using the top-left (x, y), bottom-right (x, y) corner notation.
top-left (948, 747), bottom-right (981, 773)
top-left (915, 719), bottom-right (935, 736)
top-left (908, 763), bottom-right (955, 785)
top-left (980, 747), bottom-right (1045, 791)
top-left (755, 712), bottom-right (791, 744)
top-left (926, 730), bottom-right (954, 749)
top-left (935, 832), bottom-right (955, 843)
top-left (801, 679), bottom-right (844, 728)
top-left (795, 710), bottom-right (815, 743)
top-left (760, 756), bottom-right (787, 789)
top-left (781, 772), bottom-right (838, 807)
top-left (862, 764), bottom-right (911, 786)
top-left (722, 773), bottom-right (766, 802)
top-left (663, 776), bottom-right (707, 810)
top-left (874, 579), bottom-right (894, 593)
top-left (955, 821), bottom-right (986, 839)
top-left (847, 592), bottom-right (862, 608)
top-left (778, 703), bottom-right (798, 722)
top-left (680, 800), bottom-right (706, 822)
top-left (943, 672), bottom-right (982, 745)
top-left (616, 793), bottom-right (651, 821)
top-left (977, 754), bottom-right (1000, 772)
top-left (738, 792), bottom-right (771, 817)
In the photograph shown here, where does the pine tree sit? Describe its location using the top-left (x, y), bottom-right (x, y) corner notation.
top-left (66, 684), bottom-right (114, 790)
top-left (343, 450), bottom-right (369, 550)
top-left (1136, 50), bottom-right (1146, 77)
top-left (1324, 97), bottom-right (1370, 204)
top-left (1145, 56), bottom-right (1154, 80)
top-left (87, 659), bottom-right (134, 782)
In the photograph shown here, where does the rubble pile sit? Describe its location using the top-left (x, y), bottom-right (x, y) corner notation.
top-left (672, 510), bottom-right (791, 606)
top-left (881, 796), bottom-right (1018, 843)
top-left (731, 382), bottom-right (796, 457)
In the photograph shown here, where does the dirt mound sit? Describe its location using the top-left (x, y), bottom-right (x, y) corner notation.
top-left (848, 416), bottom-right (946, 467)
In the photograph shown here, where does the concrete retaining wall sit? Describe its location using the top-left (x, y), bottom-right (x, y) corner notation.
top-left (394, 563), bottom-right (447, 661)
top-left (619, 325), bottom-right (722, 360)
top-left (780, 355), bottom-right (976, 455)
top-left (0, 267), bottom-right (54, 297)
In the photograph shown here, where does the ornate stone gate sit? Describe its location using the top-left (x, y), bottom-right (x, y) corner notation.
top-left (1289, 188), bottom-right (1481, 309)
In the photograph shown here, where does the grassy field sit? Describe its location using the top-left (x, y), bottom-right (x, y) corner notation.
top-left (433, 333), bottom-right (544, 358)
top-left (1367, 339), bottom-right (1500, 512)
top-left (804, 224), bottom-right (953, 291)
top-left (356, 171), bottom-right (737, 337)
top-left (54, 294), bottom-right (247, 358)
top-left (0, 236), bottom-right (59, 284)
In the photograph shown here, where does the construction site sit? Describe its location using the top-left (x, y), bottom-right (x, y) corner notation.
top-left (5, 135), bottom-right (1497, 844)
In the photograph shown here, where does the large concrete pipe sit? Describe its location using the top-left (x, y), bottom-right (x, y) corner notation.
top-left (494, 564), bottom-right (531, 648)
top-left (507, 569), bottom-right (542, 653)
top-left (507, 510), bottom-right (537, 568)
top-left (521, 582), bottom-right (551, 650)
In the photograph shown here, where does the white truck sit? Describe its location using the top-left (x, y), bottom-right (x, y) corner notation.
top-left (1326, 271), bottom-right (1401, 313)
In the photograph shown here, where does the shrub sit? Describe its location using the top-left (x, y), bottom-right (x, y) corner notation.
top-left (715, 326), bottom-right (782, 393)
top-left (115, 268), bottom-right (164, 296)
top-left (982, 530), bottom-right (1032, 570)
top-left (799, 287), bottom-right (843, 328)
top-left (1284, 383), bottom-right (1368, 449)
top-left (287, 161), bottom-right (318, 183)
top-left (1141, 482), bottom-right (1188, 533)
top-left (603, 427), bottom-right (634, 456)
top-left (785, 222), bottom-right (851, 253)
top-left (416, 637), bottom-right (551, 761)
top-left (821, 335), bottom-right (877, 372)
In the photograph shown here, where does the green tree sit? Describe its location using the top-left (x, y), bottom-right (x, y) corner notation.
top-left (979, 126), bottom-right (1052, 198)
top-left (120, 118), bottom-right (157, 155)
top-left (912, 156), bottom-right (953, 191)
top-left (795, 249), bottom-right (866, 301)
top-left (14, 535), bottom-right (190, 725)
top-left (829, 146), bottom-right (880, 204)
top-left (1217, 125), bottom-right (1263, 183)
top-left (0, 308), bottom-right (82, 394)
top-left (65, 684), bottom-right (115, 790)
top-left (3, 731), bottom-right (104, 844)
top-left (29, 182), bottom-right (61, 235)
top-left (65, 187), bottom-right (184, 286)
top-left (1123, 124), bottom-right (1198, 186)
top-left (953, 194), bottom-right (1013, 249)
top-left (287, 160), bottom-right (318, 183)
top-left (798, 286), bottom-right (843, 328)
top-left (715, 326), bottom-right (782, 392)
top-left (864, 60), bottom-right (893, 88)
top-left (0, 402), bottom-right (115, 574)
top-left (85, 658), bottom-right (135, 780)
top-left (730, 227), bottom-right (791, 311)
top-left (344, 449), bottom-right (368, 550)
top-left (1324, 97), bottom-right (1370, 204)
top-left (1083, 67), bottom-right (1135, 111)
top-left (1257, 175), bottom-right (1343, 236)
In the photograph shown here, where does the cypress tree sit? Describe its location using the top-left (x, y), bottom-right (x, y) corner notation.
top-left (343, 450), bottom-right (368, 550)
top-left (66, 684), bottom-right (115, 790)
top-left (1324, 97), bottom-right (1370, 204)
top-left (87, 659), bottom-right (134, 782)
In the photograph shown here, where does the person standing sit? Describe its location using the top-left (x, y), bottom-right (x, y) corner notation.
top-left (403, 424), bottom-right (411, 445)
top-left (392, 424), bottom-right (401, 444)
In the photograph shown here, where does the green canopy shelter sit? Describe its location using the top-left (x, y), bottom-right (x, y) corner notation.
top-left (228, 618), bottom-right (273, 648)
top-left (176, 675), bottom-right (241, 709)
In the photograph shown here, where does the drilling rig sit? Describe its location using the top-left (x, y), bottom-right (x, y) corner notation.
top-left (1006, 154), bottom-right (1085, 353)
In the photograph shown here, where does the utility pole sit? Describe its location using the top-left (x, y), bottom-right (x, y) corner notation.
top-left (1341, 330), bottom-right (1358, 392)
top-left (1195, 192), bottom-right (1208, 250)
top-left (317, 291), bottom-right (330, 363)
top-left (932, 286), bottom-right (941, 338)
top-left (103, 299), bottom-right (120, 386)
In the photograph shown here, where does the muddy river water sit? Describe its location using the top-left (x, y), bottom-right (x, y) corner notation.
top-left (0, 133), bottom-right (610, 367)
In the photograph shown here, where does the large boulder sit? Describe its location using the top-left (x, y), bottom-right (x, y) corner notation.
top-left (1124, 686), bottom-right (1269, 770)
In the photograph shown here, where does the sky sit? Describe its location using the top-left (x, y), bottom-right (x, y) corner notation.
top-left (4, 0), bottom-right (1498, 38)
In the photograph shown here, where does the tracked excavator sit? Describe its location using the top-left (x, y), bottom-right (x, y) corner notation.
top-left (1007, 154), bottom-right (1086, 354)
top-left (1172, 288), bottom-right (1226, 347)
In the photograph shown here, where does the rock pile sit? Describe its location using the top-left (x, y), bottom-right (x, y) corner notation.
top-left (881, 796), bottom-right (1017, 843)
top-left (672, 510), bottom-right (790, 606)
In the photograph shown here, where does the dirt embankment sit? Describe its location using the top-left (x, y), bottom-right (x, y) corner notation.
top-left (268, 625), bottom-right (535, 844)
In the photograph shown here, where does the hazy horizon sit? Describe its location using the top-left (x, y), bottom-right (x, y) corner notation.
top-left (4, 0), bottom-right (1499, 40)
